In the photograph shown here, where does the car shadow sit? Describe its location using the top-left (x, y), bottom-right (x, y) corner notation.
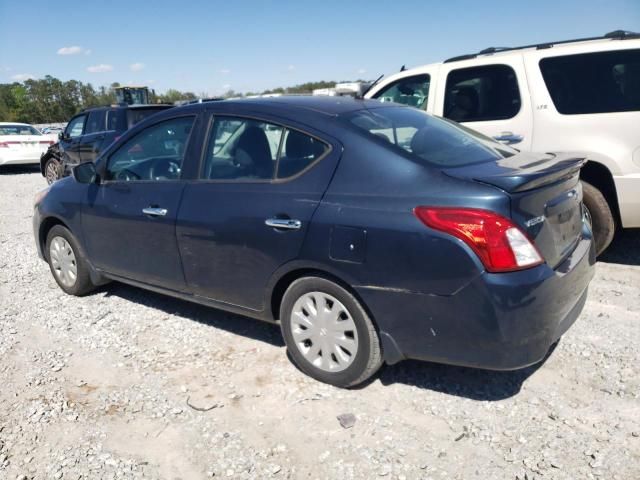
top-left (98, 282), bottom-right (554, 401)
top-left (372, 349), bottom-right (551, 400)
top-left (0, 165), bottom-right (41, 175)
top-left (599, 228), bottom-right (640, 266)
top-left (100, 282), bottom-right (285, 348)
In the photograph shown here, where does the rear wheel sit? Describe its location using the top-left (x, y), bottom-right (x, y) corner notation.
top-left (46, 225), bottom-right (96, 296)
top-left (581, 181), bottom-right (615, 256)
top-left (280, 276), bottom-right (382, 388)
top-left (44, 157), bottom-right (62, 184)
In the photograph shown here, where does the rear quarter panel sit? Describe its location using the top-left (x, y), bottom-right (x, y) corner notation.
top-left (297, 134), bottom-right (511, 297)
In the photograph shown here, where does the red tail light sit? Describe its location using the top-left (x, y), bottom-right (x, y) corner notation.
top-left (413, 206), bottom-right (544, 273)
top-left (0, 142), bottom-right (8, 148)
top-left (39, 140), bottom-right (55, 146)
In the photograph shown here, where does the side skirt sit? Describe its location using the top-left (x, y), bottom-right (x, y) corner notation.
top-left (99, 271), bottom-right (277, 324)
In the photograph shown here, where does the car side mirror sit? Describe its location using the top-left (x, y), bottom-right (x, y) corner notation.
top-left (73, 162), bottom-right (98, 184)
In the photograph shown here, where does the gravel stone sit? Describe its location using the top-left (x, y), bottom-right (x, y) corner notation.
top-left (0, 168), bottom-right (639, 479)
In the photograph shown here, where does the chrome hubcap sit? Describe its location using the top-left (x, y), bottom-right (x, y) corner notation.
top-left (290, 292), bottom-right (359, 372)
top-left (49, 236), bottom-right (77, 287)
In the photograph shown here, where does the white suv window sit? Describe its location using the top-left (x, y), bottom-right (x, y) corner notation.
top-left (540, 49), bottom-right (640, 114)
top-left (372, 74), bottom-right (430, 109)
top-left (444, 65), bottom-right (521, 122)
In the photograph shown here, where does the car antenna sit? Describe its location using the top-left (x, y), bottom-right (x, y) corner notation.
top-left (359, 74), bottom-right (384, 99)
top-left (400, 65), bottom-right (406, 71)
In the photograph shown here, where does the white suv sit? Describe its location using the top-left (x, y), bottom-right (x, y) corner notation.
top-left (365, 30), bottom-right (640, 254)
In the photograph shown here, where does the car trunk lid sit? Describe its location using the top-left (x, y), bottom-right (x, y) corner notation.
top-left (443, 152), bottom-right (587, 269)
top-left (0, 135), bottom-right (50, 152)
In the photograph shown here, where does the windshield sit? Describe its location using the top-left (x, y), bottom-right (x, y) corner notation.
top-left (0, 124), bottom-right (41, 136)
top-left (341, 106), bottom-right (515, 167)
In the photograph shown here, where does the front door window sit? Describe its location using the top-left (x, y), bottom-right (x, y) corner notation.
top-left (106, 116), bottom-right (195, 182)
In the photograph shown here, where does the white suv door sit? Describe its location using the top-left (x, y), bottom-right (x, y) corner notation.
top-left (435, 56), bottom-right (533, 151)
top-left (368, 66), bottom-right (440, 114)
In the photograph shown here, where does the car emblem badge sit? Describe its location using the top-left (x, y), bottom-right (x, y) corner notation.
top-left (525, 216), bottom-right (545, 228)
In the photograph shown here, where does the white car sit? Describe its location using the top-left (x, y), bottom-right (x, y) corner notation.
top-left (365, 30), bottom-right (640, 255)
top-left (0, 122), bottom-right (56, 167)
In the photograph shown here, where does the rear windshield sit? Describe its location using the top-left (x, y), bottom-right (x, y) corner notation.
top-left (0, 124), bottom-right (41, 135)
top-left (341, 106), bottom-right (515, 167)
top-left (126, 108), bottom-right (170, 128)
top-left (540, 49), bottom-right (640, 114)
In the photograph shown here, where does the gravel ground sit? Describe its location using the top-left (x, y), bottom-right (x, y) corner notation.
top-left (1, 166), bottom-right (639, 480)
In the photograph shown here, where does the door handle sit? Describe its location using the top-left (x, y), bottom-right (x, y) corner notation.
top-left (493, 132), bottom-right (524, 145)
top-left (142, 207), bottom-right (168, 217)
top-left (265, 218), bottom-right (302, 230)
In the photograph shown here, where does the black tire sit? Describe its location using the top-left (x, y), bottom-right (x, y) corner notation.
top-left (280, 276), bottom-right (383, 388)
top-left (45, 225), bottom-right (96, 296)
top-left (581, 181), bottom-right (615, 256)
top-left (44, 157), bottom-right (62, 185)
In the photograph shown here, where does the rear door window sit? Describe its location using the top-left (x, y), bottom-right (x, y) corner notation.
top-left (540, 49), bottom-right (640, 114)
top-left (372, 74), bottom-right (430, 109)
top-left (277, 129), bottom-right (328, 178)
top-left (127, 108), bottom-right (168, 128)
top-left (85, 110), bottom-right (106, 134)
top-left (106, 110), bottom-right (119, 131)
top-left (201, 116), bottom-right (329, 181)
top-left (444, 65), bottom-right (521, 122)
top-left (203, 117), bottom-right (283, 180)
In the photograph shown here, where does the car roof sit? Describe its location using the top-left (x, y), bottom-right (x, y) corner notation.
top-left (82, 104), bottom-right (173, 113)
top-left (443, 31), bottom-right (639, 63)
top-left (208, 95), bottom-right (386, 116)
top-left (383, 32), bottom-right (639, 81)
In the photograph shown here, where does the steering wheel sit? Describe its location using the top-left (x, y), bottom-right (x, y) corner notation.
top-left (116, 168), bottom-right (141, 181)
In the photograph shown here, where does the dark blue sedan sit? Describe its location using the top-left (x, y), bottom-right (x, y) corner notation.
top-left (33, 96), bottom-right (595, 387)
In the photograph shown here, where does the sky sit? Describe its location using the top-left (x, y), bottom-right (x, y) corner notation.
top-left (1, 0), bottom-right (638, 96)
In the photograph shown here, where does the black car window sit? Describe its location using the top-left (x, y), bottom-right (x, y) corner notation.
top-left (540, 49), bottom-right (640, 114)
top-left (444, 64), bottom-right (521, 122)
top-left (85, 110), bottom-right (106, 134)
top-left (372, 74), bottom-right (430, 109)
top-left (127, 108), bottom-right (168, 129)
top-left (106, 110), bottom-right (119, 131)
top-left (342, 106), bottom-right (515, 168)
top-left (105, 116), bottom-right (195, 182)
top-left (66, 115), bottom-right (86, 138)
top-left (276, 129), bottom-right (328, 179)
top-left (202, 117), bottom-right (284, 180)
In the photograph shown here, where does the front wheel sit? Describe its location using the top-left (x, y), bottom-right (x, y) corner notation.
top-left (46, 225), bottom-right (96, 296)
top-left (44, 157), bottom-right (62, 185)
top-left (581, 181), bottom-right (615, 256)
top-left (280, 276), bottom-right (383, 388)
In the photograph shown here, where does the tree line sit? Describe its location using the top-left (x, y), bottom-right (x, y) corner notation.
top-left (0, 76), bottom-right (200, 124)
top-left (0, 76), bottom-right (344, 124)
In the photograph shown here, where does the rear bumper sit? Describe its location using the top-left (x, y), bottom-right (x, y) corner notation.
top-left (356, 232), bottom-right (596, 370)
top-left (0, 153), bottom-right (42, 166)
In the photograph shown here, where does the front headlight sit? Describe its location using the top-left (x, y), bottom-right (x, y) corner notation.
top-left (33, 186), bottom-right (50, 207)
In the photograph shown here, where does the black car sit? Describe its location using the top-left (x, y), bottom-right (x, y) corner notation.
top-left (41, 104), bottom-right (172, 184)
top-left (33, 96), bottom-right (595, 388)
